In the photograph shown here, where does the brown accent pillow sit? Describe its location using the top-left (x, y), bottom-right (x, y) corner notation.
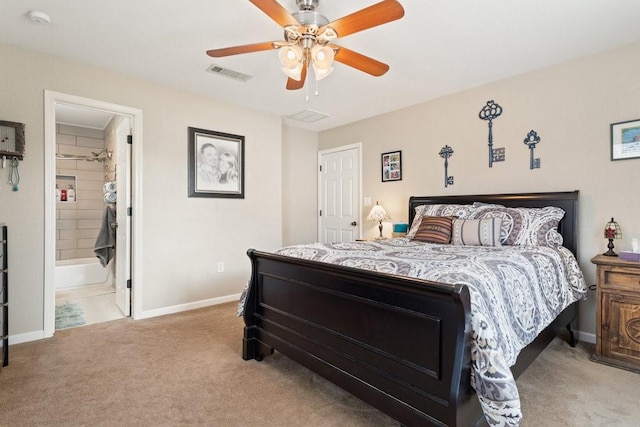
top-left (412, 216), bottom-right (453, 244)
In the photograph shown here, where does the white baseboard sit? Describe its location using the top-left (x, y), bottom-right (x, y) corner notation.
top-left (134, 293), bottom-right (242, 320)
top-left (9, 330), bottom-right (46, 345)
top-left (577, 330), bottom-right (596, 344)
top-left (7, 294), bottom-right (242, 345)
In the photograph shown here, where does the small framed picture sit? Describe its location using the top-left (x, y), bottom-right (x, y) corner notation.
top-left (188, 127), bottom-right (244, 198)
top-left (381, 150), bottom-right (402, 182)
top-left (611, 119), bottom-right (640, 161)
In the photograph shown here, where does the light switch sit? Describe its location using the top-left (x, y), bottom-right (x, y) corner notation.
top-left (364, 197), bottom-right (372, 207)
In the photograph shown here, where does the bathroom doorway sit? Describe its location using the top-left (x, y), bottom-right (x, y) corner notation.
top-left (44, 91), bottom-right (143, 337)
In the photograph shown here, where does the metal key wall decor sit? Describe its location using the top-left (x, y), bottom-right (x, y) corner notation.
top-left (523, 129), bottom-right (541, 169)
top-left (478, 100), bottom-right (504, 167)
top-left (439, 145), bottom-right (454, 188)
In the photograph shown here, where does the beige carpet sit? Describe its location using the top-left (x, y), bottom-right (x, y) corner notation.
top-left (0, 302), bottom-right (638, 426)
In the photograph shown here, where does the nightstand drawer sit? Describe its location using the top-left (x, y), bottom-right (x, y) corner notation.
top-left (603, 269), bottom-right (640, 289)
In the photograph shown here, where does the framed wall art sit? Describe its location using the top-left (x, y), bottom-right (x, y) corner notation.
top-left (611, 119), bottom-right (640, 161)
top-left (381, 150), bottom-right (402, 182)
top-left (188, 127), bottom-right (244, 198)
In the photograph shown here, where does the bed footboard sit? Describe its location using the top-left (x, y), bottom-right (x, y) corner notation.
top-left (244, 249), bottom-right (484, 427)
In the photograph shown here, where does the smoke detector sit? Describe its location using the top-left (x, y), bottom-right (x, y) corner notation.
top-left (28, 10), bottom-right (52, 25)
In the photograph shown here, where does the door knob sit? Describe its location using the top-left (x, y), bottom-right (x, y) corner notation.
top-left (351, 221), bottom-right (357, 226)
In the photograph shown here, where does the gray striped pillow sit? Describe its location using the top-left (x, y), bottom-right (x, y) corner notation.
top-left (451, 217), bottom-right (502, 246)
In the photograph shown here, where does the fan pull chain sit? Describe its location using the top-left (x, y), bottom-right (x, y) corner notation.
top-left (9, 156), bottom-right (20, 191)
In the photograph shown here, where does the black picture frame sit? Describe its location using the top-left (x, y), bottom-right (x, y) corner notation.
top-left (188, 127), bottom-right (244, 198)
top-left (611, 119), bottom-right (640, 161)
top-left (381, 150), bottom-right (402, 182)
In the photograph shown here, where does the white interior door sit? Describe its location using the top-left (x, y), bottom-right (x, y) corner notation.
top-left (115, 117), bottom-right (131, 316)
top-left (318, 144), bottom-right (361, 243)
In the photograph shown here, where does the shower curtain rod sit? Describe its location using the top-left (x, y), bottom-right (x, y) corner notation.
top-left (56, 150), bottom-right (112, 162)
top-left (55, 155), bottom-right (107, 161)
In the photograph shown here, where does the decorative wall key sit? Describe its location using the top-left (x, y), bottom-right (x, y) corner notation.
top-left (439, 145), bottom-right (454, 188)
top-left (478, 100), bottom-right (504, 167)
top-left (9, 156), bottom-right (20, 191)
top-left (523, 129), bottom-right (541, 169)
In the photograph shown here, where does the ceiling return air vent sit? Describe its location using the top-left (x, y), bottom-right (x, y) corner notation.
top-left (286, 109), bottom-right (329, 123)
top-left (206, 64), bottom-right (252, 82)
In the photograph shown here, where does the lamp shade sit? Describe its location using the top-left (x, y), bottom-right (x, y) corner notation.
top-left (279, 45), bottom-right (303, 68)
top-left (367, 202), bottom-right (391, 222)
top-left (282, 63), bottom-right (303, 81)
top-left (311, 45), bottom-right (334, 68)
top-left (604, 217), bottom-right (622, 239)
top-left (312, 63), bottom-right (333, 81)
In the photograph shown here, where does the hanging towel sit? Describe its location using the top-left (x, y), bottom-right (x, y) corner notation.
top-left (103, 181), bottom-right (117, 193)
top-left (94, 204), bottom-right (117, 267)
top-left (104, 191), bottom-right (117, 203)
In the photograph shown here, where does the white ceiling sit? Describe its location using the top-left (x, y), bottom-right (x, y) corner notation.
top-left (55, 104), bottom-right (115, 130)
top-left (2, 1), bottom-right (640, 132)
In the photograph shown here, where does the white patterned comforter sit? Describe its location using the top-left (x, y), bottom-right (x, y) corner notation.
top-left (239, 238), bottom-right (587, 426)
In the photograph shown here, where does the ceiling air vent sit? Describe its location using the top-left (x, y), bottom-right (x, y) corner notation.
top-left (206, 64), bottom-right (252, 82)
top-left (286, 109), bottom-right (329, 123)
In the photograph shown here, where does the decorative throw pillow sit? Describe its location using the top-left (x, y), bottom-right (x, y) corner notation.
top-left (407, 204), bottom-right (476, 239)
top-left (471, 205), bottom-right (565, 246)
top-left (412, 216), bottom-right (453, 244)
top-left (451, 217), bottom-right (502, 247)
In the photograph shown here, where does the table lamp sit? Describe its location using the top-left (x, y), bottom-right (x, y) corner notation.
top-left (367, 202), bottom-right (391, 239)
top-left (603, 217), bottom-right (622, 256)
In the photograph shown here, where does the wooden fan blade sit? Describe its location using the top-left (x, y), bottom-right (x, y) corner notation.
top-left (206, 41), bottom-right (276, 57)
top-left (325, 0), bottom-right (404, 38)
top-left (332, 45), bottom-right (390, 76)
top-left (250, 0), bottom-right (300, 28)
top-left (286, 62), bottom-right (307, 90)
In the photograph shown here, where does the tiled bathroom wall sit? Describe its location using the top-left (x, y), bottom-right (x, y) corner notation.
top-left (55, 124), bottom-right (107, 261)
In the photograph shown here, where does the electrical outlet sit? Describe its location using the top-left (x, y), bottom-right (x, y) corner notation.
top-left (217, 261), bottom-right (225, 272)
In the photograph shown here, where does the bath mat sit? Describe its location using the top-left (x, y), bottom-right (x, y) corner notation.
top-left (55, 303), bottom-right (86, 330)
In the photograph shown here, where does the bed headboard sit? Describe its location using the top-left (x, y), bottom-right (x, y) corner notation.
top-left (408, 191), bottom-right (579, 256)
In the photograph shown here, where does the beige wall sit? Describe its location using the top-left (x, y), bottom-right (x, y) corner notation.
top-left (319, 42), bottom-right (640, 338)
top-left (0, 42), bottom-right (282, 338)
top-left (282, 125), bottom-right (318, 246)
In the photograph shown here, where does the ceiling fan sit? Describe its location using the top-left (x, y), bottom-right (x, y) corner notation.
top-left (206, 0), bottom-right (405, 90)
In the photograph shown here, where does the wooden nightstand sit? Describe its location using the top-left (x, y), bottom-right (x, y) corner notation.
top-left (591, 254), bottom-right (640, 373)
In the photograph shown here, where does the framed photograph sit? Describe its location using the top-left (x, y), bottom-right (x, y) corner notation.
top-left (188, 127), bottom-right (244, 198)
top-left (381, 150), bottom-right (402, 182)
top-left (611, 119), bottom-right (640, 161)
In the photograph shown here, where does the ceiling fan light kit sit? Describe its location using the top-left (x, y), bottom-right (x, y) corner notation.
top-left (206, 0), bottom-right (405, 91)
top-left (279, 45), bottom-right (304, 80)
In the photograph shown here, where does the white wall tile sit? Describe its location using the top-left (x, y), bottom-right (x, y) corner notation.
top-left (56, 126), bottom-right (106, 260)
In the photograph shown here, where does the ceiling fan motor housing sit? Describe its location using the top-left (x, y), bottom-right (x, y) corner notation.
top-left (296, 0), bottom-right (318, 11)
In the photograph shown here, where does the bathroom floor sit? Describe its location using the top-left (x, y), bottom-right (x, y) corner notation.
top-left (56, 283), bottom-right (125, 328)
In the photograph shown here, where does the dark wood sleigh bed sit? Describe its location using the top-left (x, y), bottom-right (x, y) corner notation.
top-left (242, 191), bottom-right (580, 426)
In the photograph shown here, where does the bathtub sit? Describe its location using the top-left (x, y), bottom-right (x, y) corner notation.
top-left (55, 257), bottom-right (114, 290)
